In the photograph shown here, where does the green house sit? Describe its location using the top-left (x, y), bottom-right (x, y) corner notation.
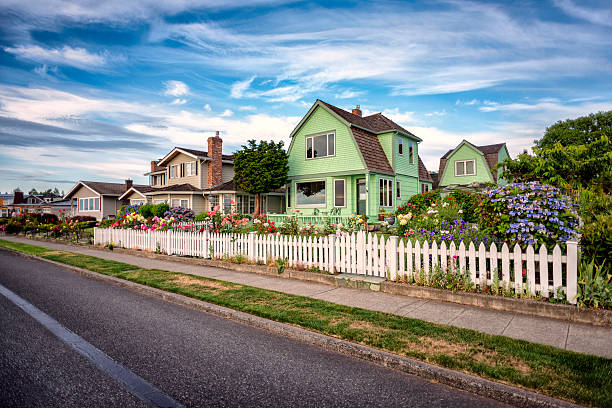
top-left (436, 140), bottom-right (510, 188)
top-left (284, 100), bottom-right (433, 220)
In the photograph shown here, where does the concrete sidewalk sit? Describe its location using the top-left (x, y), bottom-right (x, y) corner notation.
top-left (3, 235), bottom-right (611, 359)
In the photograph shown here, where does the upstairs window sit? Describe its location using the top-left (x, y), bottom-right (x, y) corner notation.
top-left (409, 141), bottom-right (414, 164)
top-left (455, 159), bottom-right (476, 176)
top-left (306, 133), bottom-right (335, 159)
top-left (186, 161), bottom-right (197, 176)
top-left (398, 138), bottom-right (403, 155)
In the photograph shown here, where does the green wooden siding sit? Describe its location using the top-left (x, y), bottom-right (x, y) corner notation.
top-left (288, 106), bottom-right (365, 177)
top-left (497, 147), bottom-right (510, 185)
top-left (378, 131), bottom-right (394, 165)
top-left (394, 134), bottom-right (419, 178)
top-left (396, 174), bottom-right (419, 205)
top-left (439, 143), bottom-right (493, 186)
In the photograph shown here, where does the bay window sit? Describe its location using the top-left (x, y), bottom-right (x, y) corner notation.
top-left (296, 180), bottom-right (326, 207)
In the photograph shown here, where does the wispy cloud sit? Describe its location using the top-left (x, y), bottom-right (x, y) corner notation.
top-left (164, 80), bottom-right (189, 97)
top-left (4, 45), bottom-right (111, 70)
top-left (553, 0), bottom-right (612, 27)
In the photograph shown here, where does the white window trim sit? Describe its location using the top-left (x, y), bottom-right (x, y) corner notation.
top-left (455, 159), bottom-right (476, 176)
top-left (333, 178), bottom-right (346, 208)
top-left (295, 179), bottom-right (327, 208)
top-left (185, 161), bottom-right (197, 177)
top-left (305, 132), bottom-right (336, 160)
top-left (78, 197), bottom-right (100, 212)
top-left (379, 178), bottom-right (394, 208)
top-left (398, 138), bottom-right (404, 156)
top-left (396, 181), bottom-right (401, 198)
top-left (408, 141), bottom-right (414, 165)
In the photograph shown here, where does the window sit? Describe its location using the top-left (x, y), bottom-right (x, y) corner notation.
top-left (223, 195), bottom-right (233, 213)
top-left (306, 133), bottom-right (335, 159)
top-left (287, 185), bottom-right (292, 208)
top-left (180, 199), bottom-right (189, 208)
top-left (398, 138), bottom-right (403, 155)
top-left (396, 181), bottom-right (401, 198)
top-left (379, 178), bottom-right (393, 207)
top-left (131, 199), bottom-right (145, 205)
top-left (209, 195), bottom-right (219, 210)
top-left (421, 183), bottom-right (430, 193)
top-left (185, 161), bottom-right (197, 177)
top-left (295, 181), bottom-right (326, 207)
top-left (79, 197), bottom-right (99, 212)
top-left (153, 199), bottom-right (167, 204)
top-left (455, 159), bottom-right (476, 176)
top-left (249, 195), bottom-right (255, 214)
top-left (171, 199), bottom-right (180, 207)
top-left (169, 165), bottom-right (176, 178)
top-left (333, 179), bottom-right (345, 207)
top-left (409, 141), bottom-right (414, 164)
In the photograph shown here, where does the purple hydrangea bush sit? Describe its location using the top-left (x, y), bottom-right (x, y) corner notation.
top-left (478, 181), bottom-right (579, 248)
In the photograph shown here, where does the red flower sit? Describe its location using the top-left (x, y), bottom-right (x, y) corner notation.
top-left (522, 269), bottom-right (526, 275)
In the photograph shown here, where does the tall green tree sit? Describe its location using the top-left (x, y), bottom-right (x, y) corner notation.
top-left (28, 188), bottom-right (38, 195)
top-left (499, 111), bottom-right (612, 193)
top-left (233, 140), bottom-right (289, 215)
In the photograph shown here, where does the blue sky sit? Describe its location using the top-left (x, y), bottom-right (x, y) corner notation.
top-left (0, 0), bottom-right (610, 194)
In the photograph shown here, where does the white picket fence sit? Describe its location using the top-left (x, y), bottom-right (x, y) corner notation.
top-left (94, 228), bottom-right (578, 303)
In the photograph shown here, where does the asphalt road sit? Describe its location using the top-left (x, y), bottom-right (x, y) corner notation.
top-left (0, 250), bottom-right (507, 407)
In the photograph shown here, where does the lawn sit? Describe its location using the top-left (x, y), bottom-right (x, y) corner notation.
top-left (1, 238), bottom-right (610, 407)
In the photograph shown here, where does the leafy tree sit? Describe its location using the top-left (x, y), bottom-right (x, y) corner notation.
top-left (53, 187), bottom-right (60, 195)
top-left (233, 140), bottom-right (289, 215)
top-left (28, 188), bottom-right (38, 195)
top-left (499, 111), bottom-right (612, 193)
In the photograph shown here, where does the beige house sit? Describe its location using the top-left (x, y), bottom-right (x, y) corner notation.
top-left (64, 180), bottom-right (146, 220)
top-left (119, 132), bottom-right (285, 215)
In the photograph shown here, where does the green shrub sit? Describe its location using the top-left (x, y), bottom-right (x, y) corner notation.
top-left (152, 203), bottom-right (169, 218)
top-left (138, 204), bottom-right (154, 219)
top-left (447, 190), bottom-right (480, 223)
top-left (576, 256), bottom-right (611, 309)
top-left (195, 212), bottom-right (207, 222)
top-left (578, 190), bottom-right (612, 223)
top-left (397, 190), bottom-right (441, 214)
top-left (581, 213), bottom-right (612, 267)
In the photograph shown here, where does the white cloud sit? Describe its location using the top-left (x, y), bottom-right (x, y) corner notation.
top-left (163, 80), bottom-right (189, 97)
top-left (238, 105), bottom-right (256, 111)
top-left (456, 99), bottom-right (480, 106)
top-left (170, 98), bottom-right (187, 105)
top-left (203, 103), bottom-right (212, 111)
top-left (334, 90), bottom-right (363, 99)
top-left (230, 76), bottom-right (255, 98)
top-left (4, 45), bottom-right (109, 70)
top-left (553, 0), bottom-right (612, 27)
top-left (378, 108), bottom-right (417, 124)
top-left (220, 109), bottom-right (233, 117)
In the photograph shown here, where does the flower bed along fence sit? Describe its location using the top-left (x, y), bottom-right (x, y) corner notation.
top-left (94, 228), bottom-right (578, 304)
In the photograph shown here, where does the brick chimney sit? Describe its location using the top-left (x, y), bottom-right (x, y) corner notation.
top-left (352, 104), bottom-right (362, 117)
top-left (207, 131), bottom-right (223, 188)
top-left (125, 179), bottom-right (133, 191)
top-left (150, 160), bottom-right (158, 172)
top-left (13, 191), bottom-right (24, 204)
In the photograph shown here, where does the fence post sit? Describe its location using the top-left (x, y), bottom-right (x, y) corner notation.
top-left (386, 235), bottom-right (398, 281)
top-left (328, 234), bottom-right (336, 274)
top-left (167, 230), bottom-right (172, 255)
top-left (248, 231), bottom-right (256, 262)
top-left (566, 240), bottom-right (578, 304)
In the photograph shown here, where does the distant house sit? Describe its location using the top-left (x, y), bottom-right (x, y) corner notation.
top-left (0, 192), bottom-right (75, 217)
top-left (64, 180), bottom-right (145, 220)
top-left (284, 99), bottom-right (431, 220)
top-left (119, 132), bottom-right (285, 215)
top-left (437, 141), bottom-right (509, 188)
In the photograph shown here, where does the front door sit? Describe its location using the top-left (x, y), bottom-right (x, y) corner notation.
top-left (356, 178), bottom-right (366, 215)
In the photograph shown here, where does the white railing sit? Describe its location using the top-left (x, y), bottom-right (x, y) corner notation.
top-left (94, 228), bottom-right (578, 303)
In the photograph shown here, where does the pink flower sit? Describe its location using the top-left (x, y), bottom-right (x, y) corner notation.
top-left (230, 200), bottom-right (236, 205)
top-left (522, 269), bottom-right (526, 276)
top-left (213, 205), bottom-right (220, 211)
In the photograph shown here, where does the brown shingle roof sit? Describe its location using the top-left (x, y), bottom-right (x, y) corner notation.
top-left (350, 127), bottom-right (394, 175)
top-left (418, 156), bottom-right (433, 182)
top-left (318, 100), bottom-right (418, 137)
top-left (147, 183), bottom-right (202, 193)
top-left (81, 181), bottom-right (148, 196)
top-left (177, 147), bottom-right (234, 161)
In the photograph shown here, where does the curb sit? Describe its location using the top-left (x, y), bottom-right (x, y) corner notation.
top-left (1, 247), bottom-right (583, 408)
top-left (4, 235), bottom-right (612, 328)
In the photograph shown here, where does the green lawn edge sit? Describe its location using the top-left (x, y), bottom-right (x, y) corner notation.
top-left (1, 239), bottom-right (610, 407)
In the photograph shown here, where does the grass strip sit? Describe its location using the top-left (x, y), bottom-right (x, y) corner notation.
top-left (1, 239), bottom-right (610, 407)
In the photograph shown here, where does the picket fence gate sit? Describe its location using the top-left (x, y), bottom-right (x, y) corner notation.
top-left (94, 228), bottom-right (578, 303)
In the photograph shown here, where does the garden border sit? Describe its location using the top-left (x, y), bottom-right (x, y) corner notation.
top-left (3, 234), bottom-right (611, 327)
top-left (0, 246), bottom-right (584, 408)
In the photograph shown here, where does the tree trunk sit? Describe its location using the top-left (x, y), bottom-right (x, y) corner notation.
top-left (254, 193), bottom-right (261, 216)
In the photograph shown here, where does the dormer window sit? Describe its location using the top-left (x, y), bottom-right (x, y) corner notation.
top-left (306, 132), bottom-right (335, 159)
top-left (455, 159), bottom-right (476, 176)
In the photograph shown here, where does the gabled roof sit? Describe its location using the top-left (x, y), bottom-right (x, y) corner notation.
top-left (64, 181), bottom-right (148, 199)
top-left (157, 147), bottom-right (234, 166)
top-left (418, 156), bottom-right (434, 182)
top-left (118, 185), bottom-right (158, 200)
